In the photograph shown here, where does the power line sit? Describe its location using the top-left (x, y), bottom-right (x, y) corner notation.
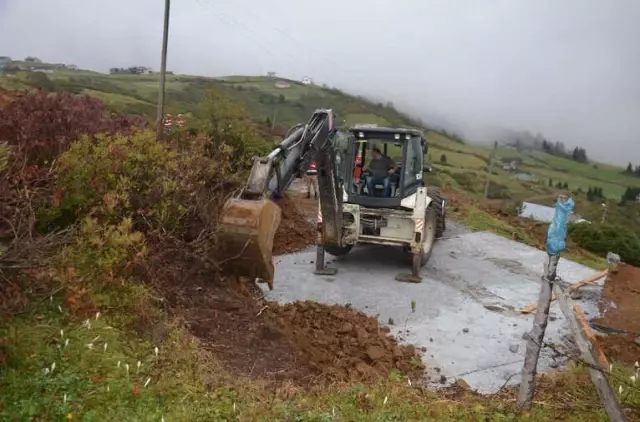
top-left (192, 0), bottom-right (300, 74)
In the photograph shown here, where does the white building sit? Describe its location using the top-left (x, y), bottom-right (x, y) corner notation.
top-left (518, 201), bottom-right (588, 224)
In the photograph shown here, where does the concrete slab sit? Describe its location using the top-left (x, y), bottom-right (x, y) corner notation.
top-left (267, 230), bottom-right (602, 393)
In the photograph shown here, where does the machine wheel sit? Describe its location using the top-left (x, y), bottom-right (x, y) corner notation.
top-left (428, 187), bottom-right (446, 238)
top-left (418, 205), bottom-right (437, 267)
top-left (324, 244), bottom-right (353, 257)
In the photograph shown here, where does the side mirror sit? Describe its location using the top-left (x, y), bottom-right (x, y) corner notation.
top-left (423, 165), bottom-right (433, 173)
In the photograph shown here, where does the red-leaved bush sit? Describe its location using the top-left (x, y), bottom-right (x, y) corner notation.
top-left (0, 89), bottom-right (147, 164)
top-left (0, 89), bottom-right (147, 248)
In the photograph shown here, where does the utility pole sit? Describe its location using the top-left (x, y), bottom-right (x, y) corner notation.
top-left (271, 106), bottom-right (278, 132)
top-left (484, 140), bottom-right (498, 199)
top-left (156, 0), bottom-right (171, 139)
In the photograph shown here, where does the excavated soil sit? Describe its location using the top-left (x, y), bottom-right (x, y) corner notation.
top-left (265, 301), bottom-right (424, 381)
top-left (590, 264), bottom-right (640, 366)
top-left (592, 264), bottom-right (640, 335)
top-left (178, 281), bottom-right (424, 385)
top-left (272, 196), bottom-right (316, 255)
top-left (164, 194), bottom-right (425, 386)
top-left (599, 334), bottom-right (640, 366)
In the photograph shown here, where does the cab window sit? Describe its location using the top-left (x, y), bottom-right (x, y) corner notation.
top-left (403, 136), bottom-right (423, 189)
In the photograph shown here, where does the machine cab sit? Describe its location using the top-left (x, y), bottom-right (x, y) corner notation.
top-left (333, 125), bottom-right (429, 208)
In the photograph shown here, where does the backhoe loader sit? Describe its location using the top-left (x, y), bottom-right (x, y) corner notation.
top-left (217, 109), bottom-right (446, 288)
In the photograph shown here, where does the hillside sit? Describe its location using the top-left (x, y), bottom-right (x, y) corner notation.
top-left (0, 62), bottom-right (422, 130)
top-left (3, 61), bottom-right (640, 211)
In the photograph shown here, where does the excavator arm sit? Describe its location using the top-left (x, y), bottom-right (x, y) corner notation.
top-left (217, 109), bottom-right (344, 289)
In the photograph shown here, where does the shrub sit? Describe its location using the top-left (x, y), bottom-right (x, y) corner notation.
top-left (196, 88), bottom-right (270, 168)
top-left (49, 130), bottom-right (230, 236)
top-left (569, 222), bottom-right (640, 266)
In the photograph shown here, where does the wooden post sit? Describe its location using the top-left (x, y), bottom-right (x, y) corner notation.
top-left (155, 0), bottom-right (171, 140)
top-left (517, 253), bottom-right (559, 410)
top-left (553, 285), bottom-right (627, 422)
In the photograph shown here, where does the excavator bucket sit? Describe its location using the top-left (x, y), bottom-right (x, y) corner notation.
top-left (217, 197), bottom-right (282, 289)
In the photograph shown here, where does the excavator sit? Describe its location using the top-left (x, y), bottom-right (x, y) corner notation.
top-left (217, 109), bottom-right (446, 289)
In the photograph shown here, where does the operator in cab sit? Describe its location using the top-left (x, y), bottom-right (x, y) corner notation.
top-left (365, 147), bottom-right (395, 197)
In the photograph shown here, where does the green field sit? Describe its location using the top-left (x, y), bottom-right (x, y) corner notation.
top-left (3, 62), bottom-right (640, 213)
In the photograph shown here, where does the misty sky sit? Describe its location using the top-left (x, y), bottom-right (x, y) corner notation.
top-left (1, 0), bottom-right (639, 165)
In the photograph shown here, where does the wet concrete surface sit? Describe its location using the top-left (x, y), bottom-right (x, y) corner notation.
top-left (267, 221), bottom-right (603, 393)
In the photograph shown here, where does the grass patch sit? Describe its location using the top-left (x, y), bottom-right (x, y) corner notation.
top-left (447, 198), bottom-right (607, 270)
top-left (3, 298), bottom-right (639, 421)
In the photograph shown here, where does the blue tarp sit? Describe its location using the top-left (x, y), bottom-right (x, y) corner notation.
top-left (546, 197), bottom-right (575, 255)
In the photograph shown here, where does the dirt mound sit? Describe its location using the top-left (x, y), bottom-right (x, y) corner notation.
top-left (599, 334), bottom-right (640, 366)
top-left (171, 278), bottom-right (424, 386)
top-left (161, 188), bottom-right (423, 386)
top-left (266, 301), bottom-right (424, 381)
top-left (272, 196), bottom-right (316, 255)
top-left (592, 264), bottom-right (640, 335)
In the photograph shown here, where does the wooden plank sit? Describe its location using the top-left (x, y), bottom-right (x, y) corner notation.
top-left (520, 269), bottom-right (608, 314)
top-left (574, 304), bottom-right (609, 368)
top-left (553, 284), bottom-right (627, 422)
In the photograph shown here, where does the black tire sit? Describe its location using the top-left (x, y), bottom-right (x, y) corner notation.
top-left (324, 244), bottom-right (353, 257)
top-left (419, 206), bottom-right (437, 267)
top-left (427, 187), bottom-right (446, 238)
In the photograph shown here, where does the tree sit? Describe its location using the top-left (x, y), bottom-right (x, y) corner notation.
top-left (278, 94), bottom-right (285, 104)
top-left (440, 154), bottom-right (447, 165)
top-left (548, 179), bottom-right (553, 187)
top-left (626, 162), bottom-right (633, 173)
top-left (571, 147), bottom-right (588, 163)
top-left (562, 182), bottom-right (568, 189)
top-left (265, 116), bottom-right (272, 127)
top-left (555, 181), bottom-right (563, 189)
top-left (621, 187), bottom-right (640, 203)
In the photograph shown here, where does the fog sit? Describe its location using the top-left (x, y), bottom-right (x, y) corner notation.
top-left (1, 0), bottom-right (639, 165)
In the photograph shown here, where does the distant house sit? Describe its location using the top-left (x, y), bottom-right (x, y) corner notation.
top-left (109, 66), bottom-right (153, 75)
top-left (518, 201), bottom-right (587, 224)
top-left (0, 56), bottom-right (10, 72)
top-left (274, 81), bottom-right (290, 89)
top-left (301, 77), bottom-right (312, 85)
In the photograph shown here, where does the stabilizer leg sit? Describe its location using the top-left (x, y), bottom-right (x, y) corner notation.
top-left (313, 244), bottom-right (338, 275)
